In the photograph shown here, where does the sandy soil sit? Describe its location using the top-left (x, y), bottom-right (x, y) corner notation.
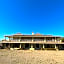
top-left (0, 49), bottom-right (64, 64)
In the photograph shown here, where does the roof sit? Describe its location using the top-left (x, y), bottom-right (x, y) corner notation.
top-left (35, 33), bottom-right (42, 35)
top-left (5, 34), bottom-right (61, 38)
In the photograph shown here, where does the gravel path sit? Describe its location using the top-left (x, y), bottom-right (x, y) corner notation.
top-left (0, 50), bottom-right (64, 64)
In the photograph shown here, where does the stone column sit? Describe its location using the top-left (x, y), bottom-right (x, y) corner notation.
top-left (55, 44), bottom-right (58, 50)
top-left (19, 43), bottom-right (21, 49)
top-left (30, 44), bottom-right (34, 50)
top-left (31, 44), bottom-right (33, 48)
top-left (55, 44), bottom-right (57, 49)
top-left (43, 44), bottom-right (45, 50)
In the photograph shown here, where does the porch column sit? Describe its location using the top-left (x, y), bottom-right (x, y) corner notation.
top-left (30, 44), bottom-right (34, 50)
top-left (32, 37), bottom-right (34, 42)
top-left (19, 37), bottom-right (21, 42)
top-left (55, 44), bottom-right (58, 50)
top-left (8, 43), bottom-right (10, 49)
top-left (55, 37), bottom-right (57, 42)
top-left (19, 43), bottom-right (21, 49)
top-left (10, 44), bottom-right (14, 50)
top-left (39, 44), bottom-right (41, 50)
top-left (9, 37), bottom-right (10, 42)
top-left (55, 44), bottom-right (56, 49)
top-left (4, 44), bottom-right (6, 48)
top-left (43, 44), bottom-right (45, 50)
top-left (31, 44), bottom-right (33, 48)
top-left (44, 37), bottom-right (46, 42)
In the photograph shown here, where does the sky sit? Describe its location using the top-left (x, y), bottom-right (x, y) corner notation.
top-left (0, 0), bottom-right (64, 39)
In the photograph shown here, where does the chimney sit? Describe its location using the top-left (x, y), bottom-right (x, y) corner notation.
top-left (32, 32), bottom-right (34, 35)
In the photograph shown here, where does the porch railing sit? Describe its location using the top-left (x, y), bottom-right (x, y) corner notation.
top-left (2, 39), bottom-right (61, 43)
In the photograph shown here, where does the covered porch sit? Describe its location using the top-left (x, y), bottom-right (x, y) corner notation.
top-left (2, 43), bottom-right (64, 50)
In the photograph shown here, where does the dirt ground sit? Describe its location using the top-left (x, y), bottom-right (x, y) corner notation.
top-left (0, 49), bottom-right (64, 64)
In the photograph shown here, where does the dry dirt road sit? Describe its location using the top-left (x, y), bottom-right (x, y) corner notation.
top-left (0, 49), bottom-right (64, 64)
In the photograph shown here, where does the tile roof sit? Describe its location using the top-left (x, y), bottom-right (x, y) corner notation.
top-left (35, 33), bottom-right (42, 35)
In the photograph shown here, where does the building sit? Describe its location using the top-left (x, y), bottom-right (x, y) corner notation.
top-left (1, 32), bottom-right (64, 50)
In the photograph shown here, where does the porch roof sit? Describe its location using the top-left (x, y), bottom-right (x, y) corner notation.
top-left (5, 35), bottom-right (61, 38)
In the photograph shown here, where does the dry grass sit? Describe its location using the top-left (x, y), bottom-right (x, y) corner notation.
top-left (0, 49), bottom-right (64, 64)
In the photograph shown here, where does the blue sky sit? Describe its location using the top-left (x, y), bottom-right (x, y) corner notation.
top-left (0, 0), bottom-right (64, 39)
